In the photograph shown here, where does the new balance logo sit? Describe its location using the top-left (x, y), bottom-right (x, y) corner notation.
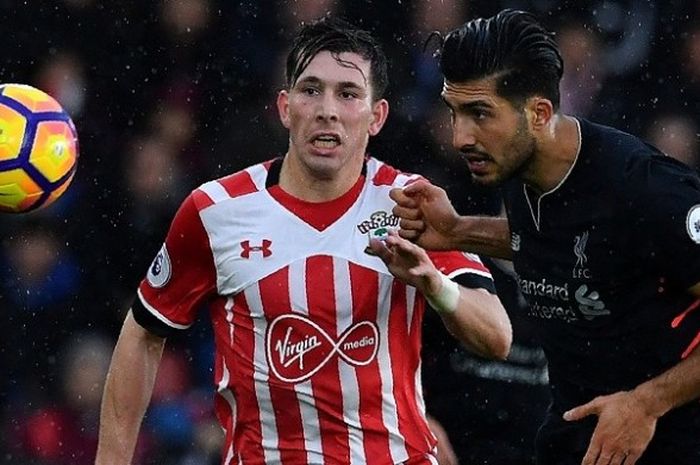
top-left (511, 232), bottom-right (521, 252)
top-left (240, 239), bottom-right (272, 258)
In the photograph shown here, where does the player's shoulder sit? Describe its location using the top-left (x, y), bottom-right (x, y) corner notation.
top-left (365, 156), bottom-right (423, 188)
top-left (190, 158), bottom-right (277, 211)
top-left (625, 150), bottom-right (699, 184)
top-left (611, 137), bottom-right (700, 195)
top-left (580, 119), bottom-right (656, 166)
top-left (580, 119), bottom-right (698, 187)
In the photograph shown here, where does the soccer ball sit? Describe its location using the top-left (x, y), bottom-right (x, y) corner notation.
top-left (0, 83), bottom-right (78, 213)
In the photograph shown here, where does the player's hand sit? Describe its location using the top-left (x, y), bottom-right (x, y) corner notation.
top-left (390, 180), bottom-right (460, 251)
top-left (368, 230), bottom-right (442, 296)
top-left (564, 390), bottom-right (657, 465)
top-left (426, 415), bottom-right (459, 465)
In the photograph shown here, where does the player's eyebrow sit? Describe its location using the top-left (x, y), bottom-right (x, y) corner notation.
top-left (338, 81), bottom-right (365, 92)
top-left (296, 76), bottom-right (366, 92)
top-left (295, 76), bottom-right (323, 87)
top-left (441, 95), bottom-right (494, 112)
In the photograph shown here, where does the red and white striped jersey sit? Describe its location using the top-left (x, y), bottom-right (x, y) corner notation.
top-left (135, 157), bottom-right (494, 465)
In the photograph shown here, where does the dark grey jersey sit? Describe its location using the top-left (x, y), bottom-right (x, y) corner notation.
top-left (504, 118), bottom-right (700, 412)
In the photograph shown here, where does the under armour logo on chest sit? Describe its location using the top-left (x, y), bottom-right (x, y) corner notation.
top-left (240, 239), bottom-right (272, 258)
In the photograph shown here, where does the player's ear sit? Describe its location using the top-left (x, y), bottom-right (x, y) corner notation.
top-left (277, 90), bottom-right (291, 129)
top-left (525, 97), bottom-right (553, 131)
top-left (368, 98), bottom-right (389, 136)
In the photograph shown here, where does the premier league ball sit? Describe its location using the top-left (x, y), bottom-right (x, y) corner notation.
top-left (0, 83), bottom-right (78, 213)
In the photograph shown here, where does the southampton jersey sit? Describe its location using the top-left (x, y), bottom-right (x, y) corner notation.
top-left (504, 119), bottom-right (700, 426)
top-left (134, 157), bottom-right (494, 465)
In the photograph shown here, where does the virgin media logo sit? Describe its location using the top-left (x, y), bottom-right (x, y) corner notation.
top-left (266, 314), bottom-right (379, 383)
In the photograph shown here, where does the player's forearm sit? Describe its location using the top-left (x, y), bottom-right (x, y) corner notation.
top-left (632, 345), bottom-right (700, 419)
top-left (438, 288), bottom-right (512, 360)
top-left (96, 312), bottom-right (165, 465)
top-left (452, 216), bottom-right (513, 260)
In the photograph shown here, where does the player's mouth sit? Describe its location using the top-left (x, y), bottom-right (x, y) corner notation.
top-left (310, 133), bottom-right (341, 150)
top-left (463, 151), bottom-right (493, 174)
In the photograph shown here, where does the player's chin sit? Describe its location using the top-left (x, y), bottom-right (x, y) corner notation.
top-left (469, 171), bottom-right (502, 187)
top-left (305, 157), bottom-right (343, 178)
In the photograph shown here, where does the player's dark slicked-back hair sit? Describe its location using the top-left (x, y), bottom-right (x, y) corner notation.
top-left (440, 9), bottom-right (563, 110)
top-left (286, 17), bottom-right (388, 101)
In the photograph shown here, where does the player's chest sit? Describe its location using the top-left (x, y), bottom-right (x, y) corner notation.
top-left (200, 192), bottom-right (399, 295)
top-left (506, 183), bottom-right (634, 281)
top-left (507, 196), bottom-right (638, 323)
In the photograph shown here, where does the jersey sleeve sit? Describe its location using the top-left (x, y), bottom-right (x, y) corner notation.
top-left (628, 154), bottom-right (700, 289)
top-left (133, 193), bottom-right (217, 337)
top-left (428, 250), bottom-right (496, 293)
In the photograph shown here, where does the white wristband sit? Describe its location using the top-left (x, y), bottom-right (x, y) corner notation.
top-left (425, 273), bottom-right (460, 314)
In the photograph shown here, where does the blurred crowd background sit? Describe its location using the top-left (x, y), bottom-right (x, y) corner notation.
top-left (0, 0), bottom-right (698, 464)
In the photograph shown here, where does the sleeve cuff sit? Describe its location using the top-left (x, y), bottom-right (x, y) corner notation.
top-left (132, 292), bottom-right (190, 338)
top-left (452, 272), bottom-right (497, 294)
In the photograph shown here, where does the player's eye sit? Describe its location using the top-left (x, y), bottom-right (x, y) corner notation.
top-left (340, 91), bottom-right (358, 99)
top-left (472, 108), bottom-right (490, 120)
top-left (302, 87), bottom-right (320, 96)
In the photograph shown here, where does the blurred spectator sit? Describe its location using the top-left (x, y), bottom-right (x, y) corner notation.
top-left (3, 333), bottom-right (111, 465)
top-left (111, 135), bottom-right (189, 299)
top-left (148, 91), bottom-right (205, 178)
top-left (675, 25), bottom-right (700, 128)
top-left (176, 419), bottom-right (226, 465)
top-left (586, 0), bottom-right (656, 78)
top-left (0, 221), bottom-right (83, 406)
top-left (277, 0), bottom-right (339, 27)
top-left (682, 25), bottom-right (700, 80)
top-left (160, 0), bottom-right (211, 44)
top-left (497, 0), bottom-right (657, 78)
top-left (1, 226), bottom-right (80, 312)
top-left (558, 24), bottom-right (605, 117)
top-left (141, 347), bottom-right (222, 464)
top-left (646, 113), bottom-right (700, 170)
top-left (392, 0), bottom-right (469, 121)
top-left (209, 100), bottom-right (288, 176)
top-left (124, 136), bottom-right (186, 227)
top-left (35, 50), bottom-right (87, 118)
top-left (150, 100), bottom-right (197, 156)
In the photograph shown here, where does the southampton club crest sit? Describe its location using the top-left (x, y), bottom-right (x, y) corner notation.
top-left (356, 211), bottom-right (399, 234)
top-left (357, 211), bottom-right (399, 255)
top-left (364, 226), bottom-right (391, 255)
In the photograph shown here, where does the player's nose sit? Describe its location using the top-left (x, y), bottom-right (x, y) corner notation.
top-left (315, 91), bottom-right (339, 122)
top-left (452, 117), bottom-right (477, 149)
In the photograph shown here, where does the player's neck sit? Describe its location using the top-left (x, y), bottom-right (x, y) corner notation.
top-left (278, 152), bottom-right (365, 202)
top-left (525, 115), bottom-right (581, 194)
